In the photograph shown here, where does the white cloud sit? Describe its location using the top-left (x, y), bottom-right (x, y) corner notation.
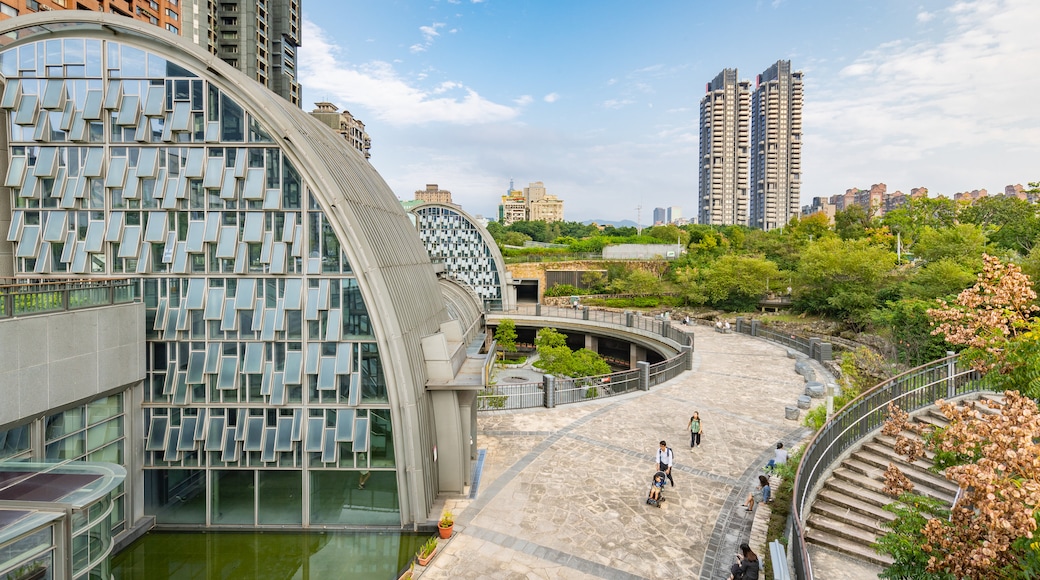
top-left (543, 92), bottom-right (559, 103)
top-left (917, 10), bottom-right (935, 22)
top-left (806, 0), bottom-right (1040, 196)
top-left (602, 99), bottom-right (634, 110)
top-left (300, 21), bottom-right (519, 126)
top-left (411, 22), bottom-right (446, 53)
top-left (515, 95), bottom-right (534, 106)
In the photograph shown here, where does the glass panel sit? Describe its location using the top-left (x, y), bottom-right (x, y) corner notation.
top-left (261, 427), bottom-right (277, 461)
top-left (347, 373), bottom-right (361, 406)
top-left (258, 471), bottom-right (301, 525)
top-left (186, 350), bottom-right (205, 384)
top-left (4, 156), bottom-right (26, 187)
top-left (321, 428), bottom-right (337, 463)
top-left (144, 84), bottom-right (165, 116)
top-left (145, 211), bottom-right (166, 242)
top-left (204, 288), bottom-right (224, 319)
top-left (242, 167), bottom-right (263, 199)
top-left (163, 427), bottom-right (180, 461)
top-left (42, 211), bottom-right (66, 241)
top-left (303, 418), bottom-right (324, 454)
top-left (118, 225), bottom-right (141, 258)
top-left (274, 417), bottom-right (293, 452)
top-left (335, 409), bottom-right (355, 442)
top-left (218, 356), bottom-right (237, 389)
top-left (283, 279), bottom-right (302, 310)
top-left (242, 342), bottom-right (263, 374)
top-left (284, 351), bottom-right (302, 385)
top-left (216, 225), bottom-right (237, 258)
top-left (317, 357), bottom-right (336, 390)
top-left (336, 343), bottom-right (352, 374)
top-left (202, 157), bottom-right (223, 188)
top-left (186, 278), bottom-right (205, 309)
top-left (204, 343), bottom-right (220, 375)
top-left (105, 156), bottom-right (128, 188)
top-left (185, 148), bottom-right (205, 177)
top-left (220, 298), bottom-right (237, 331)
top-left (177, 417), bottom-right (197, 451)
top-left (145, 416), bottom-right (167, 451)
top-left (221, 427), bottom-right (239, 462)
top-left (105, 211), bottom-right (125, 242)
top-left (242, 212), bottom-right (263, 242)
top-left (83, 90), bottom-right (103, 120)
top-left (243, 416), bottom-right (264, 451)
top-left (116, 94), bottom-right (139, 125)
top-left (205, 417), bottom-right (225, 451)
top-left (213, 470), bottom-right (253, 525)
top-left (353, 417), bottom-right (369, 453)
top-left (325, 309), bottom-right (342, 341)
top-left (305, 345), bottom-right (319, 375)
top-left (84, 221), bottom-right (104, 252)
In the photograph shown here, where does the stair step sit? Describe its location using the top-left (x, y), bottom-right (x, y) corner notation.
top-left (831, 465), bottom-right (953, 503)
top-left (861, 440), bottom-right (941, 474)
top-left (816, 486), bottom-right (896, 520)
top-left (812, 499), bottom-right (892, 533)
top-left (873, 434), bottom-right (936, 461)
top-left (805, 526), bottom-right (894, 567)
top-left (913, 413), bottom-right (949, 429)
top-left (852, 448), bottom-right (958, 494)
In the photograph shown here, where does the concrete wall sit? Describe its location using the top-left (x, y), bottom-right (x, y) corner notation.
top-left (0, 302), bottom-right (145, 427)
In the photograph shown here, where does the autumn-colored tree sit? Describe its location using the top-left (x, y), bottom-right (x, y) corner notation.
top-left (877, 392), bottom-right (1040, 579)
top-left (928, 254), bottom-right (1038, 375)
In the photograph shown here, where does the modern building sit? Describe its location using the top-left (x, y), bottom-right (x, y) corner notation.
top-left (668, 206), bottom-right (681, 223)
top-left (414, 184), bottom-right (452, 205)
top-left (0, 11), bottom-right (483, 552)
top-left (309, 102), bottom-right (371, 159)
top-left (699, 68), bottom-right (750, 226)
top-left (498, 187), bottom-right (527, 226)
top-left (0, 0), bottom-right (302, 107)
top-left (750, 60), bottom-right (802, 231)
top-left (409, 203), bottom-right (515, 310)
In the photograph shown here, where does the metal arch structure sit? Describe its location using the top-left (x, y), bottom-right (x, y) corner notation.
top-left (0, 12), bottom-right (457, 527)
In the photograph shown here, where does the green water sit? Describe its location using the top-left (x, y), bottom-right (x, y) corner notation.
top-left (111, 531), bottom-right (428, 580)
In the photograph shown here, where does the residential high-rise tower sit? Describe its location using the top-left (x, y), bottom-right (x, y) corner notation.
top-left (750, 60), bottom-right (803, 231)
top-left (698, 69), bottom-right (750, 226)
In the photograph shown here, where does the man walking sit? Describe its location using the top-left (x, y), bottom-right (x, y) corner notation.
top-left (656, 440), bottom-right (675, 487)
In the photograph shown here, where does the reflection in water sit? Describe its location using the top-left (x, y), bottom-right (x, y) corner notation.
top-left (111, 531), bottom-right (427, 579)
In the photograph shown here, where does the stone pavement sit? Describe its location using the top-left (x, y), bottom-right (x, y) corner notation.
top-left (417, 326), bottom-right (866, 580)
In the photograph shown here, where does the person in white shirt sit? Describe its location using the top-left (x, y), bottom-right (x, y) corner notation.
top-left (655, 440), bottom-right (674, 487)
top-left (765, 442), bottom-right (788, 471)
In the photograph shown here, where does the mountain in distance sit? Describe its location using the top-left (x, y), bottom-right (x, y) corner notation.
top-left (581, 219), bottom-right (640, 228)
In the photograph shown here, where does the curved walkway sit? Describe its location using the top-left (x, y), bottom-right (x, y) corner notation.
top-left (418, 326), bottom-right (838, 579)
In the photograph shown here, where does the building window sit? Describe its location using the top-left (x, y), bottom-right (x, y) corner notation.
top-left (0, 2), bottom-right (16, 17)
top-left (25, 0), bottom-right (39, 11)
top-left (166, 8), bottom-right (178, 20)
top-left (166, 23), bottom-right (179, 33)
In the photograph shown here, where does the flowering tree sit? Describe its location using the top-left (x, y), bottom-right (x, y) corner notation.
top-left (928, 254), bottom-right (1040, 397)
top-left (877, 392), bottom-right (1040, 579)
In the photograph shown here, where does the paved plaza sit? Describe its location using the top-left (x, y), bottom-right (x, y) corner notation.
top-left (417, 325), bottom-right (884, 579)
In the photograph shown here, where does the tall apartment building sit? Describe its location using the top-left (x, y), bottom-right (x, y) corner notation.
top-left (653, 207), bottom-right (668, 224)
top-left (182, 0), bottom-right (302, 105)
top-left (310, 102), bottom-right (372, 158)
top-left (750, 60), bottom-right (803, 231)
top-left (0, 0), bottom-right (303, 106)
top-left (699, 68), bottom-right (750, 226)
top-left (497, 181), bottom-right (564, 225)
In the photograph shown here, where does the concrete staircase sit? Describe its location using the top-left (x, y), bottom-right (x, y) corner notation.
top-left (804, 392), bottom-right (1004, 567)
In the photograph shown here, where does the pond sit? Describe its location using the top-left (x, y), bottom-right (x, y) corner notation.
top-left (111, 531), bottom-right (428, 579)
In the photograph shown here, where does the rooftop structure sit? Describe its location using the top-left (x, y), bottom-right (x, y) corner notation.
top-left (414, 183), bottom-right (452, 205)
top-left (310, 102), bottom-right (372, 159)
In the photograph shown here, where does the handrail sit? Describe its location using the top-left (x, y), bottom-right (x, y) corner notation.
top-left (789, 353), bottom-right (993, 580)
top-left (0, 278), bottom-right (139, 319)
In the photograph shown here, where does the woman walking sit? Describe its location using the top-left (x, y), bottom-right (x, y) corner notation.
top-left (687, 411), bottom-right (703, 448)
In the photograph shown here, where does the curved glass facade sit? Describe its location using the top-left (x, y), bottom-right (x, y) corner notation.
top-left (413, 205), bottom-right (505, 303)
top-left (2, 36), bottom-right (399, 527)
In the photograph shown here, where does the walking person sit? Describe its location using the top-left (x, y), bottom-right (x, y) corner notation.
top-left (655, 440), bottom-right (675, 487)
top-left (687, 411), bottom-right (703, 448)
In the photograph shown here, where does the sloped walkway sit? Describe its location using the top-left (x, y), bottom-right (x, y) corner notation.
top-left (417, 326), bottom-right (825, 579)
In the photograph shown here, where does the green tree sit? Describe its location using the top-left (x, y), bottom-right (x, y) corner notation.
top-left (508, 220), bottom-right (552, 243)
top-left (532, 328), bottom-right (610, 377)
top-left (905, 258), bottom-right (976, 300)
top-left (873, 298), bottom-right (953, 365)
top-left (534, 327), bottom-right (568, 349)
top-left (646, 224), bottom-right (690, 247)
top-left (493, 319), bottom-right (517, 355)
top-left (875, 494), bottom-right (955, 580)
top-left (699, 254), bottom-right (781, 310)
top-left (834, 204), bottom-right (873, 240)
top-left (500, 231), bottom-right (532, 247)
top-left (796, 237), bottom-right (896, 326)
top-left (880, 196), bottom-right (961, 247)
top-left (913, 223), bottom-right (991, 269)
top-left (608, 269), bottom-right (662, 296)
top-left (958, 195), bottom-right (1040, 253)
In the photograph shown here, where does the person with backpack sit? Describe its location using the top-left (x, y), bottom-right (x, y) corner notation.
top-left (655, 440), bottom-right (674, 487)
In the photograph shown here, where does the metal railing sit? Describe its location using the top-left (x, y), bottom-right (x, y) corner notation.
top-left (734, 317), bottom-right (832, 362)
top-left (479, 305), bottom-right (692, 411)
top-left (0, 278), bottom-right (139, 319)
top-left (790, 354), bottom-right (993, 580)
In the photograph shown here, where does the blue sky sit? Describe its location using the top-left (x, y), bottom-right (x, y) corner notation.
top-left (300, 0), bottom-right (1040, 224)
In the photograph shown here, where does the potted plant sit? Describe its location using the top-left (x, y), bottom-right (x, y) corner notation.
top-left (416, 535), bottom-right (438, 566)
top-left (438, 509), bottom-right (454, 539)
top-left (397, 561), bottom-right (414, 580)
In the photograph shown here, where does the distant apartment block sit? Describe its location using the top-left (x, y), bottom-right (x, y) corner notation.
top-left (414, 183), bottom-right (453, 204)
top-left (497, 181), bottom-right (563, 225)
top-left (654, 206), bottom-right (682, 225)
top-left (310, 102), bottom-right (372, 158)
top-left (750, 60), bottom-right (803, 231)
top-left (699, 68), bottom-right (751, 226)
top-left (0, 0), bottom-right (303, 106)
top-left (653, 207), bottom-right (668, 225)
top-left (0, 0), bottom-right (182, 32)
top-left (954, 188), bottom-right (988, 203)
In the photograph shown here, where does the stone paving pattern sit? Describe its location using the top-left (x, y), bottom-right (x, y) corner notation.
top-left (418, 326), bottom-right (884, 579)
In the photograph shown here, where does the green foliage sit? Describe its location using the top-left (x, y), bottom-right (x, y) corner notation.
top-left (418, 536), bottom-right (437, 558)
top-left (697, 254), bottom-right (782, 310)
top-left (795, 237), bottom-right (897, 327)
top-left (544, 284), bottom-right (582, 297)
top-left (904, 258), bottom-right (976, 300)
top-left (532, 328), bottom-right (611, 378)
top-left (763, 446), bottom-right (802, 579)
top-left (582, 296), bottom-right (670, 309)
top-left (879, 196), bottom-right (961, 246)
top-left (583, 386), bottom-right (599, 399)
top-left (959, 195), bottom-right (1040, 253)
top-left (913, 223), bottom-right (991, 269)
top-left (873, 299), bottom-right (954, 366)
top-left (834, 204), bottom-right (873, 240)
top-left (493, 319), bottom-right (517, 354)
top-left (802, 404), bottom-right (829, 431)
top-left (479, 387), bottom-right (507, 409)
top-left (581, 271), bottom-right (607, 292)
top-left (875, 493), bottom-right (955, 580)
top-left (607, 269), bottom-right (663, 297)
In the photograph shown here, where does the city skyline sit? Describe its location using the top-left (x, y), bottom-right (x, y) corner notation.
top-left (299, 0), bottom-right (1039, 223)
